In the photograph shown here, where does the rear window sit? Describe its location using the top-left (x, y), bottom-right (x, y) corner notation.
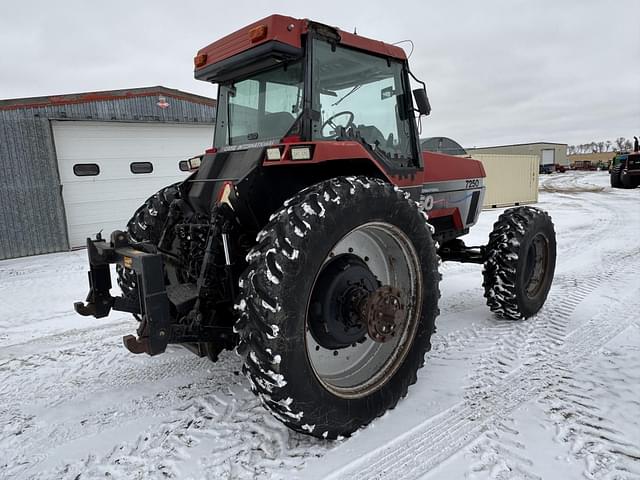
top-left (130, 162), bottom-right (153, 174)
top-left (73, 163), bottom-right (100, 176)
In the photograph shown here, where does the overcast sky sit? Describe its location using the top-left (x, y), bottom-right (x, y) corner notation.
top-left (1, 0), bottom-right (638, 147)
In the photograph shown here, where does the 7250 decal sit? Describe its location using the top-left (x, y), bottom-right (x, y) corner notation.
top-left (465, 179), bottom-right (480, 189)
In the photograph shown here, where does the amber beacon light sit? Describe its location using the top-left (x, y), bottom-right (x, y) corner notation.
top-left (194, 54), bottom-right (207, 68)
top-left (249, 25), bottom-right (268, 43)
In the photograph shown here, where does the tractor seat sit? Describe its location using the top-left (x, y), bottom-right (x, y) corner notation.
top-left (354, 124), bottom-right (388, 150)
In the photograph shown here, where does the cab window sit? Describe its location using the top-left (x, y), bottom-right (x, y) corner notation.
top-left (312, 40), bottom-right (414, 166)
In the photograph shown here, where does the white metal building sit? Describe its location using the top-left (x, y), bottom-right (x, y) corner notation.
top-left (466, 142), bottom-right (568, 167)
top-left (0, 87), bottom-right (216, 259)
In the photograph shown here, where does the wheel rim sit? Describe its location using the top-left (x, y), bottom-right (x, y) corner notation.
top-left (305, 222), bottom-right (422, 399)
top-left (523, 233), bottom-right (550, 298)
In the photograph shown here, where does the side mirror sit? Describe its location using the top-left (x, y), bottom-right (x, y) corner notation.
top-left (413, 88), bottom-right (431, 116)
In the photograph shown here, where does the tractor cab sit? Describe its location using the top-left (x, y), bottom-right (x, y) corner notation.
top-left (195, 15), bottom-right (429, 172)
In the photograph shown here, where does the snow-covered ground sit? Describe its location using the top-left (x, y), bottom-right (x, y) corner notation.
top-left (1, 171), bottom-right (638, 480)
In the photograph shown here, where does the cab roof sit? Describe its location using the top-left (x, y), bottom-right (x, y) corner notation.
top-left (194, 14), bottom-right (407, 79)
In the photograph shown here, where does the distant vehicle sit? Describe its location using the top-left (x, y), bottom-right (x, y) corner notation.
top-left (540, 164), bottom-right (554, 174)
top-left (571, 160), bottom-right (597, 171)
top-left (540, 164), bottom-right (566, 174)
top-left (610, 136), bottom-right (640, 189)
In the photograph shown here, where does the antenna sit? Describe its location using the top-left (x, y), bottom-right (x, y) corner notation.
top-left (353, 27), bottom-right (357, 35)
top-left (393, 39), bottom-right (415, 58)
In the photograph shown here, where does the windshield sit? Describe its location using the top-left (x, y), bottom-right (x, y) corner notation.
top-left (215, 61), bottom-right (303, 147)
top-left (312, 40), bottom-right (414, 162)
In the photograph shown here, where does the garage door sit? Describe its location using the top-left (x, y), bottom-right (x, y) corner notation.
top-left (541, 149), bottom-right (555, 165)
top-left (53, 121), bottom-right (213, 248)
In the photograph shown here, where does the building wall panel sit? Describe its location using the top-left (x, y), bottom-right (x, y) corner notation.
top-left (0, 116), bottom-right (68, 259)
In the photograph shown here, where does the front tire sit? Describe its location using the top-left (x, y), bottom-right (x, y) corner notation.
top-left (235, 176), bottom-right (440, 439)
top-left (483, 206), bottom-right (556, 320)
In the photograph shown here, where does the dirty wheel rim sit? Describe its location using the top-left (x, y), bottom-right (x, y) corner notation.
top-left (524, 233), bottom-right (550, 298)
top-left (305, 222), bottom-right (422, 399)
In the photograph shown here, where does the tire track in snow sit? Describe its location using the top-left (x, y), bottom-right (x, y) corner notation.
top-left (0, 330), bottom-right (218, 407)
top-left (0, 327), bottom-right (327, 479)
top-left (0, 353), bottom-right (243, 478)
top-left (468, 418), bottom-right (544, 480)
top-left (467, 299), bottom-right (640, 479)
top-left (539, 354), bottom-right (640, 479)
top-left (20, 384), bottom-right (327, 480)
top-left (319, 250), bottom-right (639, 480)
top-left (328, 308), bottom-right (637, 480)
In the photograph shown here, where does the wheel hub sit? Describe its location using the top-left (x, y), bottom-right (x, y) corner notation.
top-left (524, 233), bottom-right (549, 298)
top-left (361, 286), bottom-right (405, 343)
top-left (308, 254), bottom-right (378, 349)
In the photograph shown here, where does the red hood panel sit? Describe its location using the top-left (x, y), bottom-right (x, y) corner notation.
top-left (421, 152), bottom-right (486, 183)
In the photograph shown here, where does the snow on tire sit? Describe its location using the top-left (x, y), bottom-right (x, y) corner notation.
top-left (234, 176), bottom-right (440, 439)
top-left (483, 206), bottom-right (556, 320)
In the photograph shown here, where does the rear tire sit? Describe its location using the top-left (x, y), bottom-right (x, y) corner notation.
top-left (610, 165), bottom-right (623, 188)
top-left (116, 184), bottom-right (180, 311)
top-left (621, 170), bottom-right (637, 189)
top-left (483, 207), bottom-right (556, 320)
top-left (235, 176), bottom-right (440, 439)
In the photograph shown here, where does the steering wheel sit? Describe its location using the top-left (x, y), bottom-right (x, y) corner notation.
top-left (321, 111), bottom-right (355, 138)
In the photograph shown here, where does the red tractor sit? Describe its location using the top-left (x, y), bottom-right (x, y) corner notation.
top-left (75, 15), bottom-right (556, 439)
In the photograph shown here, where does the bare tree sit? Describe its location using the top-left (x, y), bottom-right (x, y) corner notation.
top-left (615, 137), bottom-right (626, 151)
top-left (624, 139), bottom-right (633, 151)
top-left (605, 140), bottom-right (612, 152)
top-left (597, 141), bottom-right (605, 152)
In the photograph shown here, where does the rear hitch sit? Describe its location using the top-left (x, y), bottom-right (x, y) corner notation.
top-left (123, 335), bottom-right (151, 354)
top-left (74, 231), bottom-right (172, 356)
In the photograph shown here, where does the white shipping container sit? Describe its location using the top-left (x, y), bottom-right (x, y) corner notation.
top-left (462, 154), bottom-right (539, 208)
